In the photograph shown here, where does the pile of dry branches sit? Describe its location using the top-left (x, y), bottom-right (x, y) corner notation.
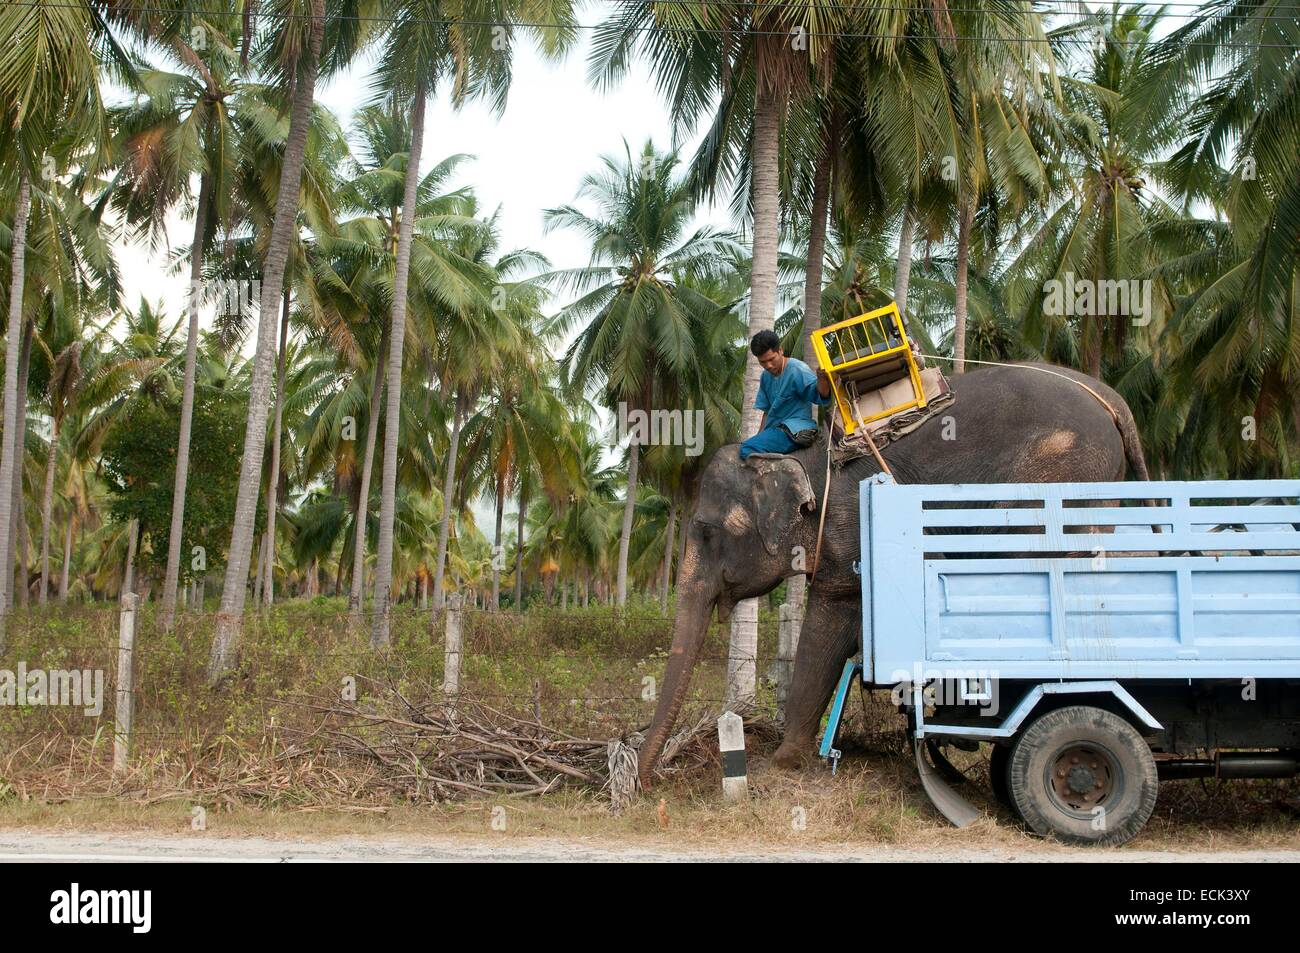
top-left (286, 683), bottom-right (777, 808)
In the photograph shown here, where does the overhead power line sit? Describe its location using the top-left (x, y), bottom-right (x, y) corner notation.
top-left (12, 0), bottom-right (1298, 50)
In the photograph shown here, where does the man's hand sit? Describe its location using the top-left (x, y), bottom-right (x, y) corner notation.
top-left (815, 366), bottom-right (832, 398)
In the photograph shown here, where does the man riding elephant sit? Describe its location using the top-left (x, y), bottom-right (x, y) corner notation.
top-left (740, 330), bottom-right (833, 459)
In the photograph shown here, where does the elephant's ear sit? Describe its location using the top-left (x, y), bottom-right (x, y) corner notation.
top-left (744, 455), bottom-right (817, 556)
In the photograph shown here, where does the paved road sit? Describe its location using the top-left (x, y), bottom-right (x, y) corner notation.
top-left (0, 831), bottom-right (1297, 862)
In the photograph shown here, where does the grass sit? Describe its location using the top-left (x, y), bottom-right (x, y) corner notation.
top-left (0, 601), bottom-right (1297, 853)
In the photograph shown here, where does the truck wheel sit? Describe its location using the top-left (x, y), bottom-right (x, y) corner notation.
top-left (1008, 706), bottom-right (1157, 846)
top-left (988, 744), bottom-right (1016, 813)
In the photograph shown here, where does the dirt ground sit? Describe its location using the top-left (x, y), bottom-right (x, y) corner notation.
top-left (2, 829), bottom-right (1297, 862)
top-left (3, 750), bottom-right (1297, 861)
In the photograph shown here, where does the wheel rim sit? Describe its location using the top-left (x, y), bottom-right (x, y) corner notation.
top-left (1045, 743), bottom-right (1119, 815)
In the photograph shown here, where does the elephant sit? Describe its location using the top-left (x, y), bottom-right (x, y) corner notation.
top-left (637, 362), bottom-right (1150, 787)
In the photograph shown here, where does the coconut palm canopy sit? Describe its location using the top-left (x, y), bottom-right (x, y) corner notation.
top-left (0, 0), bottom-right (1295, 656)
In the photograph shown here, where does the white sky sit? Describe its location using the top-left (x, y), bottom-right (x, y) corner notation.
top-left (112, 32), bottom-right (726, 341)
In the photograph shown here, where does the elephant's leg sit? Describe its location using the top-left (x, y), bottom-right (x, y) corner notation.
top-left (771, 588), bottom-right (859, 769)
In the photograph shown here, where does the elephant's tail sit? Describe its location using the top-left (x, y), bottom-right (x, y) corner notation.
top-left (1116, 402), bottom-right (1151, 481)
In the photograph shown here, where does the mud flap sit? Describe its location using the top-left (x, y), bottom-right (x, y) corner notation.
top-left (818, 659), bottom-right (862, 774)
top-left (913, 734), bottom-right (981, 828)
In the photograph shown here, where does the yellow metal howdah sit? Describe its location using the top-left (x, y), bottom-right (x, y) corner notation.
top-left (810, 302), bottom-right (927, 436)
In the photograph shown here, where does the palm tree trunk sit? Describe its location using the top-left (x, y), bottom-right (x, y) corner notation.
top-left (10, 321), bottom-right (32, 609)
top-left (798, 140), bottom-right (832, 361)
top-left (262, 288), bottom-right (291, 607)
top-left (513, 485), bottom-right (527, 613)
top-left (123, 518), bottom-right (139, 598)
top-left (779, 191), bottom-right (841, 712)
top-left (160, 170), bottom-right (211, 631)
top-left (348, 322), bottom-right (387, 617)
top-left (1086, 315), bottom-right (1103, 380)
top-left (430, 390), bottom-right (463, 611)
top-left (953, 197), bottom-right (973, 374)
top-left (729, 84), bottom-right (783, 707)
top-left (659, 497), bottom-right (676, 612)
top-left (741, 87), bottom-right (783, 434)
top-left (894, 206), bottom-right (914, 316)
top-left (370, 80), bottom-right (427, 650)
top-left (678, 501), bottom-right (689, 571)
top-left (784, 570), bottom-right (806, 663)
top-left (615, 440), bottom-right (639, 607)
top-left (208, 2), bottom-right (324, 683)
top-left (38, 419), bottom-right (59, 603)
top-left (59, 512), bottom-right (73, 602)
top-left (0, 169), bottom-right (31, 642)
top-left (491, 474), bottom-right (504, 610)
top-left (252, 533), bottom-right (265, 606)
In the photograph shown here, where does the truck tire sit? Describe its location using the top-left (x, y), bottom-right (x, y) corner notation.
top-left (988, 744), bottom-right (1016, 814)
top-left (1008, 706), bottom-right (1157, 846)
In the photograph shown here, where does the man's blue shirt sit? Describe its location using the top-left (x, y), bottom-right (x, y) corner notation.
top-left (756, 356), bottom-right (829, 434)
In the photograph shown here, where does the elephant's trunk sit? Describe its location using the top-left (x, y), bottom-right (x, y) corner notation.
top-left (638, 577), bottom-right (715, 789)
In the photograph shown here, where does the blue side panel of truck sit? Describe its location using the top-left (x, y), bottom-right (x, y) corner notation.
top-left (860, 476), bottom-right (1300, 683)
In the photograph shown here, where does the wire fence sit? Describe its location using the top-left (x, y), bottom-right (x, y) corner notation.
top-left (0, 599), bottom-right (791, 762)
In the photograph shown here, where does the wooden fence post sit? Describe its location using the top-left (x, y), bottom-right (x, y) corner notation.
top-left (113, 592), bottom-right (138, 776)
top-left (717, 710), bottom-right (748, 801)
top-left (443, 592), bottom-right (463, 697)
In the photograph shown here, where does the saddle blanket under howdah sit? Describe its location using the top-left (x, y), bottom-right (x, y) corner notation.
top-left (829, 366), bottom-right (955, 467)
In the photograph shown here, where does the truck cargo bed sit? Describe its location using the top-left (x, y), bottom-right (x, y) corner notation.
top-left (862, 477), bottom-right (1300, 682)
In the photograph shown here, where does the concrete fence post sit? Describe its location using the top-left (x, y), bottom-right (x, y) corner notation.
top-left (776, 603), bottom-right (798, 722)
top-left (113, 592), bottom-right (139, 777)
top-left (717, 710), bottom-right (748, 801)
top-left (443, 592), bottom-right (463, 697)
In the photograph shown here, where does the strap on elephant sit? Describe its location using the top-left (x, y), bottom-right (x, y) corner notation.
top-left (913, 354), bottom-right (1122, 427)
top-left (810, 405), bottom-right (893, 589)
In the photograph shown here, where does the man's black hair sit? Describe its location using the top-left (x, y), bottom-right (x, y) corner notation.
top-left (750, 329), bottom-right (781, 357)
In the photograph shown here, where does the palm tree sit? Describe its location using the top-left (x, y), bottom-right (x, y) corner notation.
top-left (36, 332), bottom-right (86, 604)
top-left (547, 413), bottom-right (619, 605)
top-left (316, 104), bottom-right (493, 620)
top-left (591, 1), bottom-right (865, 696)
top-left (427, 236), bottom-right (541, 613)
top-left (914, 4), bottom-right (1056, 374)
top-left (211, 78), bottom-right (350, 612)
top-left (545, 140), bottom-right (739, 606)
top-left (109, 17), bottom-right (254, 629)
top-left (461, 343), bottom-right (576, 613)
top-left (0, 0), bottom-right (116, 640)
top-left (361, 0), bottom-right (577, 648)
top-left (209, 0), bottom-right (327, 683)
top-left (1007, 7), bottom-right (1178, 379)
top-left (1144, 0), bottom-right (1300, 476)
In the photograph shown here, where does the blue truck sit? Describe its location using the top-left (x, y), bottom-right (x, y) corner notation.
top-left (819, 474), bottom-right (1300, 845)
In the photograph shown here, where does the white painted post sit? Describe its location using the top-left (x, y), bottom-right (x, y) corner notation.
top-left (113, 592), bottom-right (138, 776)
top-left (717, 710), bottom-right (748, 801)
top-left (443, 592), bottom-right (463, 696)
